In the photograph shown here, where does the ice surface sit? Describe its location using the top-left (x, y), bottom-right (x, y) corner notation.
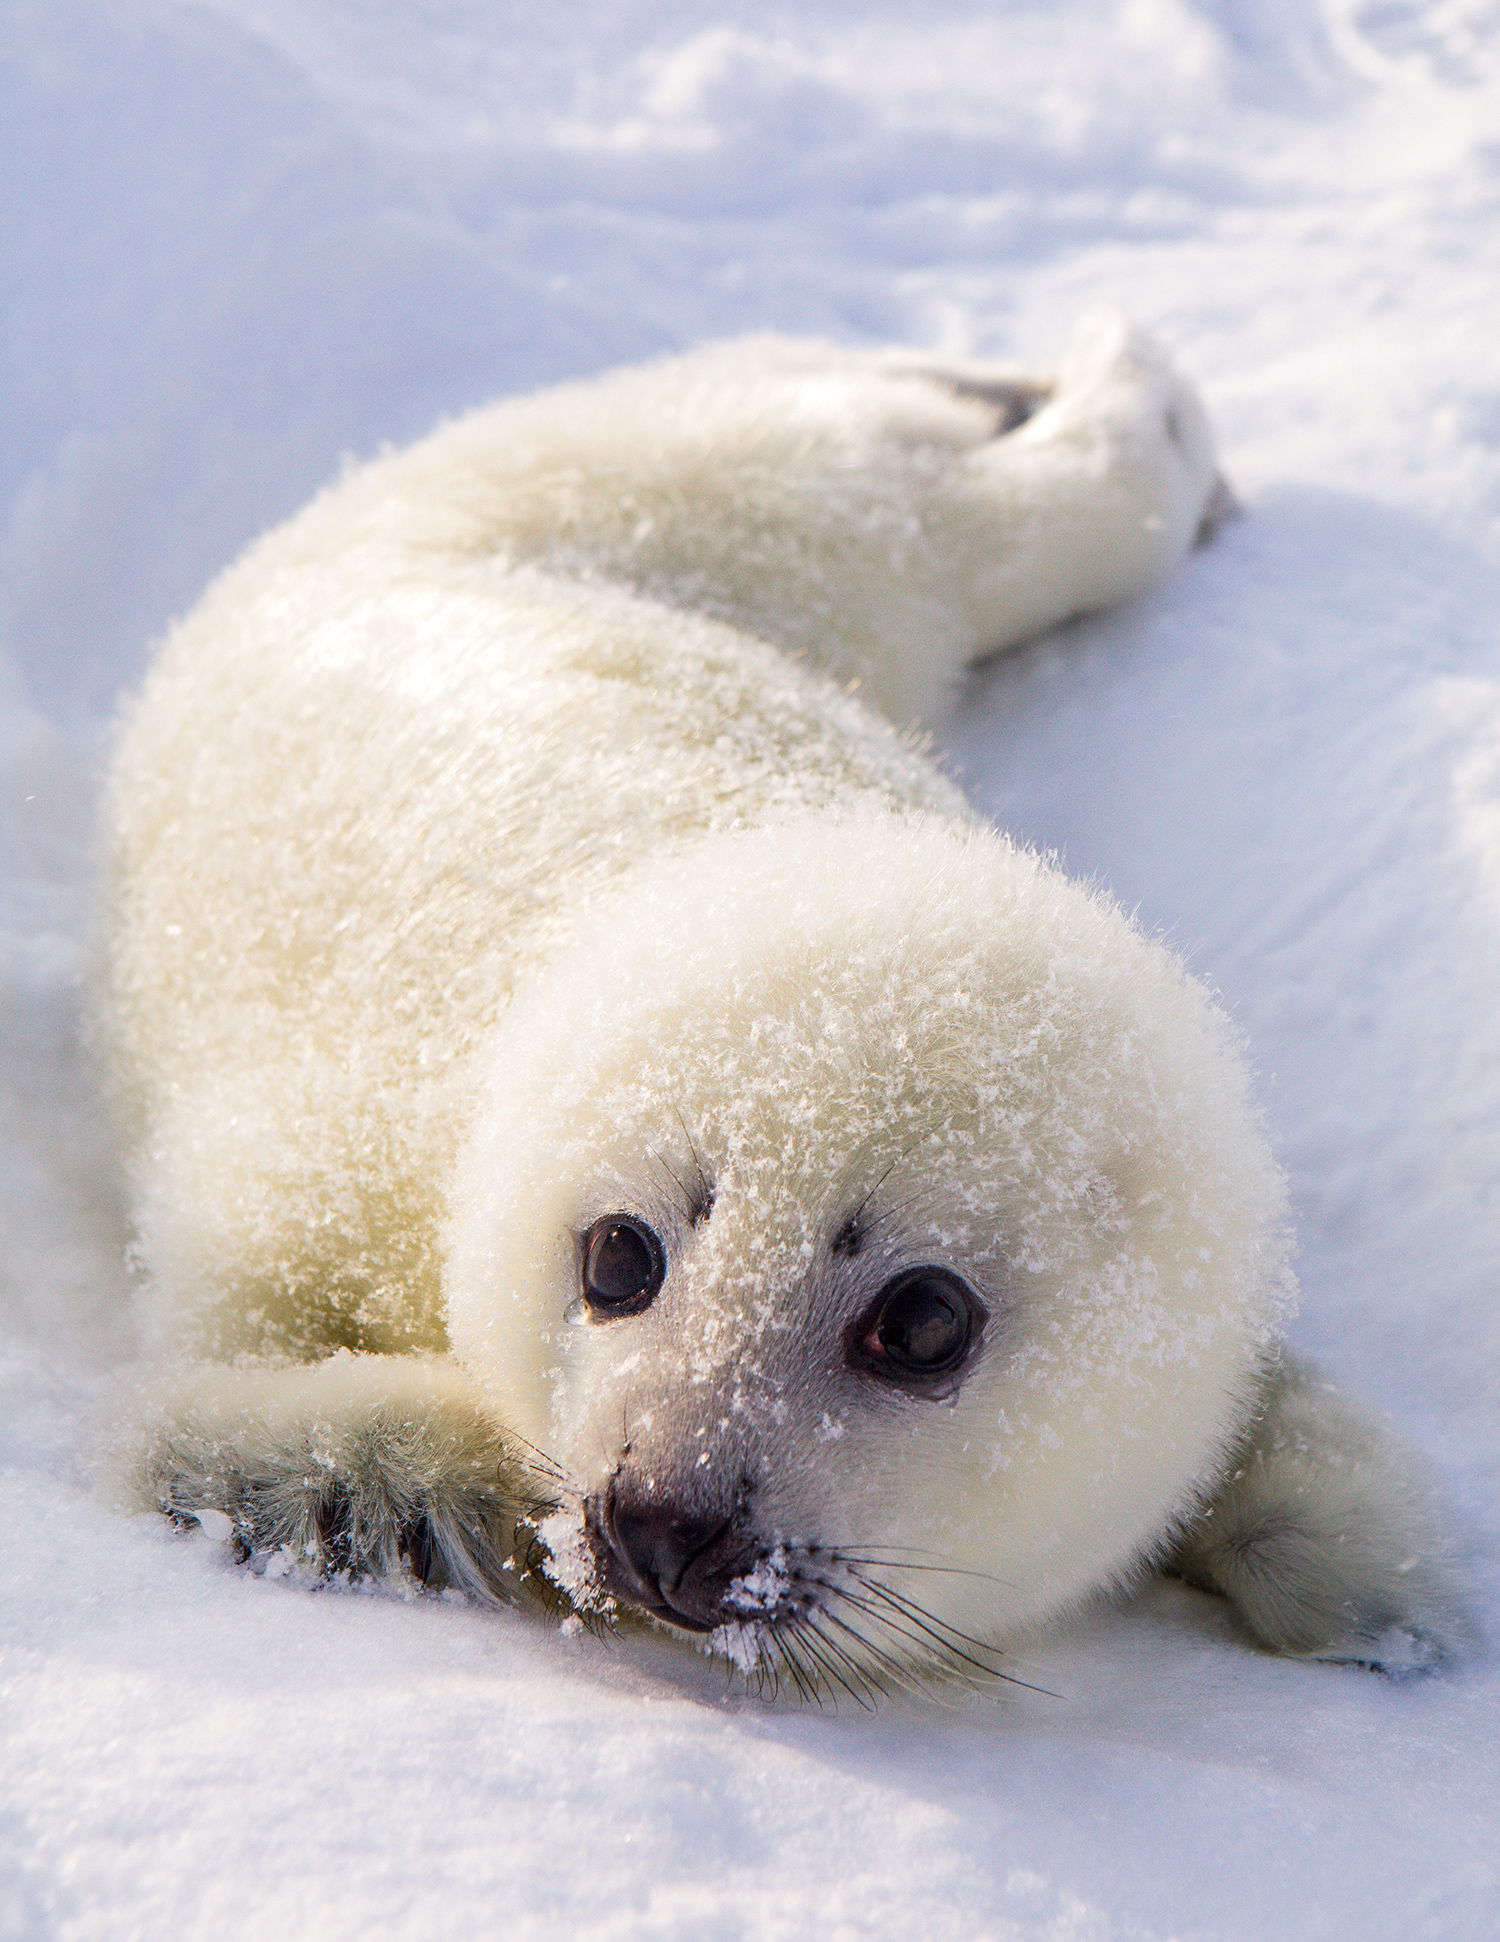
top-left (3, 1), bottom-right (1499, 1937)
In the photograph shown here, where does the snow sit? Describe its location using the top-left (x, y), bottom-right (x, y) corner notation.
top-left (3, 0), bottom-right (1499, 1935)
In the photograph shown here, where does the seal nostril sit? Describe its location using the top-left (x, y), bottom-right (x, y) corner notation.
top-left (608, 1495), bottom-right (730, 1602)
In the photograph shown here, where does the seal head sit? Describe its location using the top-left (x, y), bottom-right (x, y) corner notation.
top-left (447, 811), bottom-right (1290, 1672)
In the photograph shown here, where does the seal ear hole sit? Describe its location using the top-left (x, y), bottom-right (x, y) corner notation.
top-left (846, 1267), bottom-right (984, 1390)
top-left (580, 1216), bottom-right (666, 1317)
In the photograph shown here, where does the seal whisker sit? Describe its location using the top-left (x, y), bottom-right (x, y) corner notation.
top-left (644, 1145), bottom-right (699, 1226)
top-left (780, 1619), bottom-right (854, 1708)
top-left (839, 1136), bottom-right (926, 1237)
top-left (815, 1606), bottom-right (937, 1698)
top-left (847, 1570), bottom-right (1009, 1660)
top-left (823, 1586), bottom-right (955, 1667)
top-left (842, 1576), bottom-right (1057, 1696)
top-left (672, 1111), bottom-right (716, 1224)
top-left (823, 1577), bottom-right (1026, 1690)
top-left (830, 1549), bottom-right (1023, 1592)
top-left (753, 1626), bottom-right (794, 1704)
top-left (791, 1615), bottom-right (884, 1710)
top-left (777, 1629), bottom-right (828, 1709)
top-left (502, 1427), bottom-right (571, 1485)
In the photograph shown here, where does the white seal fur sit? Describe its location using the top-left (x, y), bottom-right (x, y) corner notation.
top-left (103, 312), bottom-right (1466, 1683)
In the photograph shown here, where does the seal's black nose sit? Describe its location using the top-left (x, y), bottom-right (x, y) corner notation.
top-left (608, 1496), bottom-right (729, 1612)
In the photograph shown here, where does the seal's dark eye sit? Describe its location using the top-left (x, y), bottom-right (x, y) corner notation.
top-left (581, 1217), bottom-right (665, 1316)
top-left (850, 1268), bottom-right (980, 1385)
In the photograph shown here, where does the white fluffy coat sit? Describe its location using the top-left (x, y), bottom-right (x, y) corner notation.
top-left (103, 313), bottom-right (1465, 1677)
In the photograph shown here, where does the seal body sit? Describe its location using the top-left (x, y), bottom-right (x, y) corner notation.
top-left (104, 314), bottom-right (1464, 1680)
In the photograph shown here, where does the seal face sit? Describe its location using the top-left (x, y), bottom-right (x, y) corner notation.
top-left (108, 316), bottom-right (1466, 1685)
top-left (576, 1203), bottom-right (992, 1637)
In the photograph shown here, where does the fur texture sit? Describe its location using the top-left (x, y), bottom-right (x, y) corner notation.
top-left (1168, 1361), bottom-right (1471, 1668)
top-left (103, 312), bottom-right (1468, 1684)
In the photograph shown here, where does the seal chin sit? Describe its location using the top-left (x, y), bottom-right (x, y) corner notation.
top-left (621, 1593), bottom-right (719, 1636)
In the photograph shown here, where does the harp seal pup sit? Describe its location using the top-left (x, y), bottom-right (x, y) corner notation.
top-left (104, 311), bottom-right (1466, 1683)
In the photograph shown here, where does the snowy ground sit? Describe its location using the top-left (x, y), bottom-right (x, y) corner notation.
top-left (4, 2), bottom-right (1500, 1937)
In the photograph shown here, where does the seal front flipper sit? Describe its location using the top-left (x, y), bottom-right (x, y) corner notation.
top-left (121, 1353), bottom-right (550, 1606)
top-left (1168, 1353), bottom-right (1473, 1672)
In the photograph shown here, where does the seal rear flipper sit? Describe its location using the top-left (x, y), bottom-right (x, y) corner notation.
top-left (1167, 1353), bottom-right (1474, 1673)
top-left (117, 1353), bottom-right (553, 1608)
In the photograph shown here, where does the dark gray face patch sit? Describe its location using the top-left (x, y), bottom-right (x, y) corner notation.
top-left (570, 1180), bottom-right (994, 1635)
